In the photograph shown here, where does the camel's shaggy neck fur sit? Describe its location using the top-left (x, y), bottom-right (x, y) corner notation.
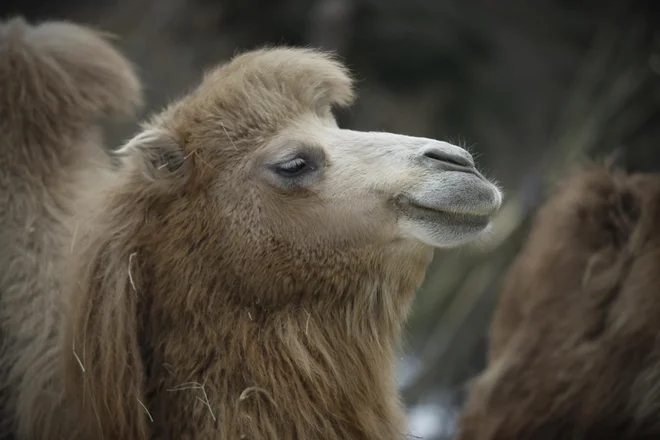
top-left (70, 186), bottom-right (432, 438)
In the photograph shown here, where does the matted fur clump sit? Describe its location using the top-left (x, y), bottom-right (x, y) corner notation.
top-left (0, 17), bottom-right (502, 440)
top-left (456, 164), bottom-right (660, 440)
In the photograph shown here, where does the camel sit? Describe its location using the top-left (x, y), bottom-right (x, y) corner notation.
top-left (0, 17), bottom-right (503, 440)
top-left (455, 164), bottom-right (660, 440)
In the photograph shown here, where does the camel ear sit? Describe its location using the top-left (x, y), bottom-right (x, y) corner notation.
top-left (116, 129), bottom-right (187, 183)
top-left (0, 17), bottom-right (142, 120)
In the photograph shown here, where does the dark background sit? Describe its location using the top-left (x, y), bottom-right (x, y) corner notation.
top-left (3, 1), bottom-right (659, 437)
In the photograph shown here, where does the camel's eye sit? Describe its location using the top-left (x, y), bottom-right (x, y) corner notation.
top-left (262, 145), bottom-right (324, 187)
top-left (274, 157), bottom-right (314, 178)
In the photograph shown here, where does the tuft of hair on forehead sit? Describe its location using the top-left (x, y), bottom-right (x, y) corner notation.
top-left (196, 46), bottom-right (355, 118)
top-left (114, 47), bottom-right (356, 187)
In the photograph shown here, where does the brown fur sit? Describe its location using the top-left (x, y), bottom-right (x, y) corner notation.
top-left (456, 164), bottom-right (660, 439)
top-left (0, 17), bottom-right (443, 439)
top-left (0, 17), bottom-right (142, 439)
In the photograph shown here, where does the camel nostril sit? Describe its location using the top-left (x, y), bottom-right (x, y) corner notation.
top-left (422, 148), bottom-right (475, 170)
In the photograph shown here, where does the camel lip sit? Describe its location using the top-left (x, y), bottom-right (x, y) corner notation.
top-left (395, 194), bottom-right (497, 221)
top-left (406, 205), bottom-right (492, 232)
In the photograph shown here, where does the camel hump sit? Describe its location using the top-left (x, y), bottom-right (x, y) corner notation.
top-left (0, 17), bottom-right (142, 130)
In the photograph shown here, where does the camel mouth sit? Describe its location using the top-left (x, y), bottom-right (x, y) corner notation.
top-left (393, 188), bottom-right (499, 247)
top-left (395, 171), bottom-right (503, 226)
top-left (401, 199), bottom-right (492, 230)
top-left (412, 199), bottom-right (496, 217)
top-left (395, 189), bottom-right (498, 223)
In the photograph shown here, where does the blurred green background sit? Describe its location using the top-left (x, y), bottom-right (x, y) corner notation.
top-left (3, 0), bottom-right (659, 438)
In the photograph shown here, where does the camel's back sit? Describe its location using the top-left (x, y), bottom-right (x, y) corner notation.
top-left (0, 17), bottom-right (141, 439)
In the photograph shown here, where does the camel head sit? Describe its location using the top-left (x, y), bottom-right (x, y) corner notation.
top-left (118, 47), bottom-right (501, 250)
top-left (107, 47), bottom-right (503, 312)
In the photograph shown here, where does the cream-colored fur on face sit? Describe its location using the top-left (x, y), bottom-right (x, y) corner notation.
top-left (0, 17), bottom-right (501, 440)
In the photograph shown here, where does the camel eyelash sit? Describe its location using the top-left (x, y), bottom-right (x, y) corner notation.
top-left (279, 158), bottom-right (307, 171)
top-left (271, 155), bottom-right (319, 179)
